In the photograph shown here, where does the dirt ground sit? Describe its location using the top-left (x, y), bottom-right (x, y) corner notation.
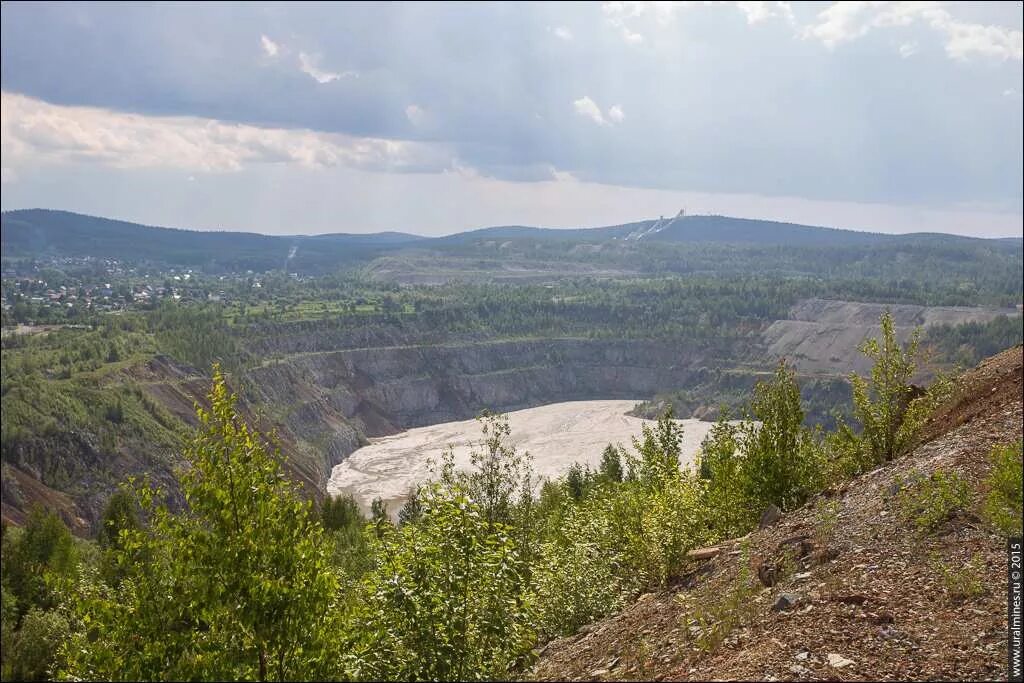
top-left (530, 345), bottom-right (1022, 682)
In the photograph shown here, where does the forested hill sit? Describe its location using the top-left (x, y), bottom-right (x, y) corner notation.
top-left (3, 209), bottom-right (1020, 275)
top-left (0, 209), bottom-right (425, 273)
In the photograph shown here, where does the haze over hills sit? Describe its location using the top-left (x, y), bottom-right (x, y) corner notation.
top-left (4, 208), bottom-right (1022, 279)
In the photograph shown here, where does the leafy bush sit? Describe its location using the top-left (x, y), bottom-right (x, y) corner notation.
top-left (5, 607), bottom-right (71, 681)
top-left (851, 311), bottom-right (932, 464)
top-left (531, 495), bottom-right (635, 638)
top-left (738, 362), bottom-right (825, 513)
top-left (983, 440), bottom-right (1023, 536)
top-left (61, 368), bottom-right (342, 681)
top-left (896, 469), bottom-right (971, 534)
top-left (933, 553), bottom-right (986, 603)
top-left (1, 505), bottom-right (77, 621)
top-left (346, 481), bottom-right (536, 681)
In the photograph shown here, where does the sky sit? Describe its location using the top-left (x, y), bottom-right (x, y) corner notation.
top-left (1, 1), bottom-right (1022, 238)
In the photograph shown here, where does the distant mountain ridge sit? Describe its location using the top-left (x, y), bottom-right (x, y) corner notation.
top-left (2, 208), bottom-right (1020, 274)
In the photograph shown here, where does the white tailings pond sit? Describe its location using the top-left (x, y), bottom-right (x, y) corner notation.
top-left (327, 400), bottom-right (721, 515)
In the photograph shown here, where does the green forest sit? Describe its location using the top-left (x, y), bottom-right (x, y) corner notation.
top-left (2, 314), bottom-right (1021, 680)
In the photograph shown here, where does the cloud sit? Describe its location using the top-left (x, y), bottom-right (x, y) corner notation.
top-left (734, 2), bottom-right (795, 26)
top-left (0, 91), bottom-right (451, 175)
top-left (801, 2), bottom-right (1022, 61)
top-left (260, 34), bottom-right (279, 57)
top-left (405, 104), bottom-right (426, 127)
top-left (297, 52), bottom-right (355, 84)
top-left (898, 41), bottom-right (918, 58)
top-left (924, 7), bottom-right (1023, 62)
top-left (552, 26), bottom-right (574, 41)
top-left (573, 96), bottom-right (625, 127)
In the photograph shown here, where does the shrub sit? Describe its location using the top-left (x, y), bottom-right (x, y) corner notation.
top-left (698, 416), bottom-right (754, 538)
top-left (933, 553), bottom-right (986, 603)
top-left (599, 443), bottom-right (624, 483)
top-left (531, 495), bottom-right (634, 639)
top-left (321, 492), bottom-right (363, 532)
top-left (1, 505), bottom-right (77, 620)
top-left (347, 481), bottom-right (536, 681)
top-left (983, 440), bottom-right (1023, 537)
top-left (61, 367), bottom-right (343, 681)
top-left (896, 469), bottom-right (971, 534)
top-left (739, 361), bottom-right (825, 513)
top-left (6, 607), bottom-right (70, 681)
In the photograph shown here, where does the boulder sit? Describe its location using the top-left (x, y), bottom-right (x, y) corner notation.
top-left (759, 504), bottom-right (783, 529)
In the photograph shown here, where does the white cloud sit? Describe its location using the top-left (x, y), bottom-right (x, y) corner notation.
top-left (574, 96), bottom-right (607, 125)
top-left (923, 7), bottom-right (1023, 62)
top-left (553, 26), bottom-right (574, 41)
top-left (548, 165), bottom-right (578, 182)
top-left (801, 2), bottom-right (1022, 62)
top-left (405, 104), bottom-right (427, 127)
top-left (0, 91), bottom-right (450, 175)
top-left (260, 34), bottom-right (280, 57)
top-left (297, 52), bottom-right (356, 84)
top-left (1004, 88), bottom-right (1022, 98)
top-left (573, 97), bottom-right (625, 126)
top-left (898, 40), bottom-right (919, 58)
top-left (735, 2), bottom-right (795, 26)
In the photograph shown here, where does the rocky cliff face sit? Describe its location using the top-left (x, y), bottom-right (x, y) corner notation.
top-left (241, 338), bottom-right (713, 484)
top-left (1, 336), bottom-right (718, 534)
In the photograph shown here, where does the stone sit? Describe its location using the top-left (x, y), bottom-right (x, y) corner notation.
top-left (759, 504), bottom-right (783, 529)
top-left (758, 562), bottom-right (780, 587)
top-left (771, 592), bottom-right (801, 612)
top-left (827, 653), bottom-right (855, 669)
top-left (688, 546), bottom-right (722, 561)
top-left (794, 651), bottom-right (810, 661)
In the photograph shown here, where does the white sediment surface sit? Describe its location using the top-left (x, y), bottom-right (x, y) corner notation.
top-left (326, 400), bottom-right (721, 515)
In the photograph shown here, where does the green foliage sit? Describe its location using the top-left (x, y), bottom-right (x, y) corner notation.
top-left (680, 542), bottom-right (760, 654)
top-left (346, 481), bottom-right (536, 681)
top-left (5, 607), bottom-right (71, 681)
top-left (927, 315), bottom-right (1023, 367)
top-left (697, 416), bottom-right (755, 538)
top-left (599, 443), bottom-right (623, 483)
top-left (370, 497), bottom-right (389, 525)
top-left (625, 409), bottom-right (683, 488)
top-left (983, 440), bottom-right (1023, 537)
top-left (320, 492), bottom-right (362, 532)
top-left (1, 505), bottom-right (77, 621)
top-left (932, 553), bottom-right (986, 603)
top-left (61, 368), bottom-right (341, 681)
top-left (850, 311), bottom-right (924, 463)
top-left (449, 411), bottom-right (534, 527)
top-left (738, 362), bottom-right (825, 513)
top-left (531, 491), bottom-right (636, 639)
top-left (96, 488), bottom-right (141, 585)
top-left (397, 485), bottom-right (424, 526)
top-left (896, 469), bottom-right (971, 534)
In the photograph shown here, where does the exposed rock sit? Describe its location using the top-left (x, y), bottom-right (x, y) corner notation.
top-left (827, 653), bottom-right (855, 669)
top-left (688, 546), bottom-right (722, 561)
top-left (771, 593), bottom-right (801, 612)
top-left (759, 504), bottom-right (783, 529)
